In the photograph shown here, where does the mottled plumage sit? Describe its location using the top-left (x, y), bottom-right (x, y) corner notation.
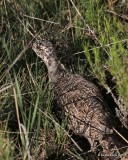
top-left (32, 38), bottom-right (124, 159)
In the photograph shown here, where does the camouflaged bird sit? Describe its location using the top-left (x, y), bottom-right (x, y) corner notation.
top-left (32, 38), bottom-right (122, 160)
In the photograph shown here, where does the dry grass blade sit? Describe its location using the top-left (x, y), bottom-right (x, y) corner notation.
top-left (106, 10), bottom-right (128, 21)
top-left (20, 123), bottom-right (33, 160)
top-left (24, 14), bottom-right (60, 25)
top-left (0, 84), bottom-right (13, 94)
top-left (12, 85), bottom-right (22, 137)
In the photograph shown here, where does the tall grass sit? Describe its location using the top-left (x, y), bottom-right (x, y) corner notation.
top-left (0, 0), bottom-right (128, 159)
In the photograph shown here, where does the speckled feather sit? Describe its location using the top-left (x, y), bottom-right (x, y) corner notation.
top-left (53, 72), bottom-right (114, 145)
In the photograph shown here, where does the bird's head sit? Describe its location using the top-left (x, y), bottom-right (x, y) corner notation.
top-left (32, 38), bottom-right (57, 66)
top-left (32, 38), bottom-right (66, 82)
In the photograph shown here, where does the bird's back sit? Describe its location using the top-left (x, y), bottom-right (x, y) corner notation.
top-left (52, 72), bottom-right (125, 160)
top-left (53, 72), bottom-right (114, 142)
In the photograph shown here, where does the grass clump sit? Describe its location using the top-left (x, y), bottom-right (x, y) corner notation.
top-left (83, 0), bottom-right (128, 128)
top-left (0, 0), bottom-right (128, 159)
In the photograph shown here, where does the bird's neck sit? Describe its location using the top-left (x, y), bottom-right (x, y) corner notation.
top-left (46, 57), bottom-right (65, 83)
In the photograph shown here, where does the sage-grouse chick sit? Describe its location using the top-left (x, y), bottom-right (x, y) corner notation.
top-left (32, 39), bottom-right (121, 160)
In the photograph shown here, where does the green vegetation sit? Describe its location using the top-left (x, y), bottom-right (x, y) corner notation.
top-left (0, 0), bottom-right (128, 159)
